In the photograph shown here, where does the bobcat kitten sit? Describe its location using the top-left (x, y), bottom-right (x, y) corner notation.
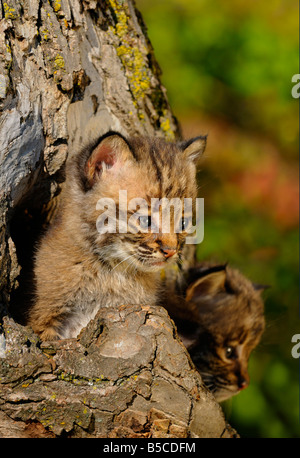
top-left (28, 131), bottom-right (206, 340)
top-left (163, 263), bottom-right (266, 402)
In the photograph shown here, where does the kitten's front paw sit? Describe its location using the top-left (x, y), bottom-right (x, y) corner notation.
top-left (39, 328), bottom-right (61, 341)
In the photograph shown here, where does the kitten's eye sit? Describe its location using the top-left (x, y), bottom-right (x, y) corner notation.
top-left (225, 346), bottom-right (235, 359)
top-left (180, 216), bottom-right (191, 232)
top-left (139, 215), bottom-right (151, 230)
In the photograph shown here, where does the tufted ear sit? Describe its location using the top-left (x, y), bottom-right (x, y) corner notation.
top-left (252, 283), bottom-right (270, 293)
top-left (178, 329), bottom-right (199, 350)
top-left (186, 267), bottom-right (227, 302)
top-left (85, 132), bottom-right (134, 186)
top-left (179, 135), bottom-right (207, 164)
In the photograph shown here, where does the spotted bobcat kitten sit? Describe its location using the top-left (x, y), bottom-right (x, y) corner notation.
top-left (163, 263), bottom-right (266, 402)
top-left (28, 131), bottom-right (206, 340)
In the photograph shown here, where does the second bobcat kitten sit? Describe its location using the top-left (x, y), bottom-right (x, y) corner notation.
top-left (28, 131), bottom-right (206, 340)
top-left (163, 263), bottom-right (266, 401)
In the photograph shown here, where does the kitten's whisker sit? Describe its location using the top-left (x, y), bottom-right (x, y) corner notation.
top-left (124, 256), bottom-right (136, 274)
top-left (111, 254), bottom-right (136, 272)
top-left (198, 371), bottom-right (214, 378)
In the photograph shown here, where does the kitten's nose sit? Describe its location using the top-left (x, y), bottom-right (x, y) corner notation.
top-left (160, 247), bottom-right (177, 259)
top-left (238, 377), bottom-right (249, 390)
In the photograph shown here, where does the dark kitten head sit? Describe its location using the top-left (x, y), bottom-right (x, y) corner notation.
top-left (176, 264), bottom-right (266, 402)
top-left (69, 131), bottom-right (206, 273)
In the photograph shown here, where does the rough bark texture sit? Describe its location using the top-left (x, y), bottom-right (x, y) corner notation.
top-left (0, 0), bottom-right (236, 438)
top-left (0, 304), bottom-right (237, 438)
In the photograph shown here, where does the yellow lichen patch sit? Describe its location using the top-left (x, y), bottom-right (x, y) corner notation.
top-left (109, 0), bottom-right (129, 38)
top-left (117, 45), bottom-right (150, 100)
top-left (54, 53), bottom-right (65, 70)
top-left (107, 1), bottom-right (152, 102)
top-left (41, 28), bottom-right (50, 41)
top-left (5, 42), bottom-right (12, 67)
top-left (3, 3), bottom-right (18, 20)
top-left (115, 12), bottom-right (128, 38)
top-left (160, 113), bottom-right (176, 140)
top-left (53, 0), bottom-right (61, 13)
top-left (108, 0), bottom-right (129, 38)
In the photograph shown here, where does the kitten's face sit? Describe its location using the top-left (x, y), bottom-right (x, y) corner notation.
top-left (74, 132), bottom-right (206, 273)
top-left (178, 266), bottom-right (265, 402)
top-left (189, 317), bottom-right (264, 402)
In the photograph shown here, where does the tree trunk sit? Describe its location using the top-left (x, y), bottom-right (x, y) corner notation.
top-left (0, 0), bottom-right (235, 438)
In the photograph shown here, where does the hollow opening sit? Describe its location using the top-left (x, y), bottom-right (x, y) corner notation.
top-left (9, 169), bottom-right (65, 325)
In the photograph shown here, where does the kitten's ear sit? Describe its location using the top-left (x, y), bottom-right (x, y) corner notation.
top-left (174, 320), bottom-right (200, 350)
top-left (186, 268), bottom-right (227, 301)
top-left (252, 283), bottom-right (270, 293)
top-left (179, 135), bottom-right (207, 164)
top-left (178, 331), bottom-right (198, 350)
top-left (85, 132), bottom-right (134, 186)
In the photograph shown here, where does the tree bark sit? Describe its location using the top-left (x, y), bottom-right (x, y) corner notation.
top-left (0, 304), bottom-right (236, 438)
top-left (0, 0), bottom-right (236, 438)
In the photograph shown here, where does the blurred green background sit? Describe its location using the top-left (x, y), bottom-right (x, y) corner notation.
top-left (136, 0), bottom-right (299, 438)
